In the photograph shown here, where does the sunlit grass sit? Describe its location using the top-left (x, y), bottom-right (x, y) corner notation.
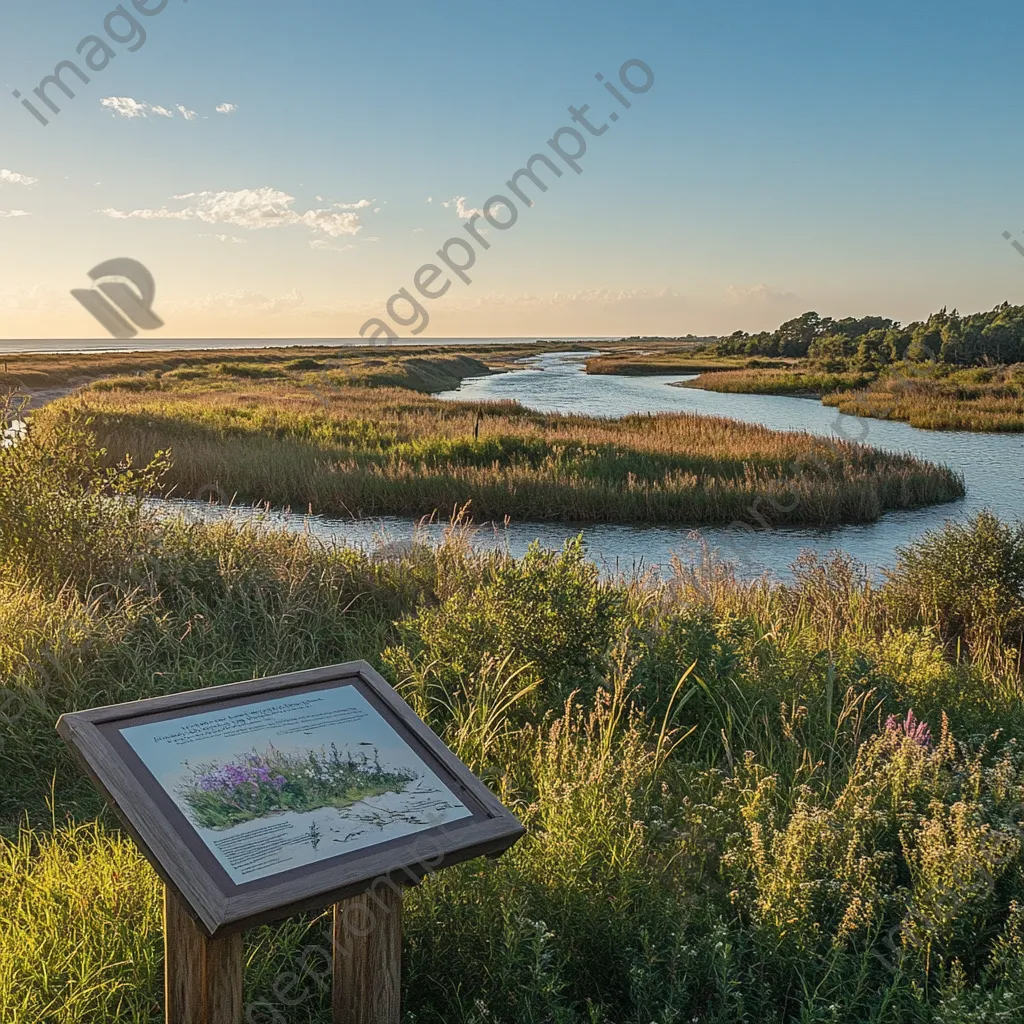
top-left (4, 412), bottom-right (1024, 1023)
top-left (34, 368), bottom-right (966, 525)
top-left (824, 363), bottom-right (1024, 432)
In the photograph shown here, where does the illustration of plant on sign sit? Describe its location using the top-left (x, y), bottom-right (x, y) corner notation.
top-left (178, 744), bottom-right (418, 830)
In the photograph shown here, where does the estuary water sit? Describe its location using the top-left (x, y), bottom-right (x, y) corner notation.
top-left (171, 352), bottom-right (1024, 580)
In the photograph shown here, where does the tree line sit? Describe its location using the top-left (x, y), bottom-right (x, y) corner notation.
top-left (715, 302), bottom-right (1024, 367)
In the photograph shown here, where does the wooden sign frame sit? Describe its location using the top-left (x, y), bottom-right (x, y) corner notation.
top-left (57, 660), bottom-right (525, 939)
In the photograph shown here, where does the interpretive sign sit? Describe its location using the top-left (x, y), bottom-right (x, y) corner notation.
top-left (57, 660), bottom-right (524, 938)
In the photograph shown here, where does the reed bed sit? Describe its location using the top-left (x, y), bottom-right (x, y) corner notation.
top-left (680, 363), bottom-right (1024, 433)
top-left (824, 364), bottom-right (1024, 432)
top-left (679, 366), bottom-right (875, 396)
top-left (583, 351), bottom-right (753, 375)
top-left (2, 423), bottom-right (1024, 1023)
top-left (35, 370), bottom-right (965, 526)
top-left (0, 345), bottom-right (523, 394)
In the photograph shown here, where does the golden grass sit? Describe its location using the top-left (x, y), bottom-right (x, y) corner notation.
top-left (33, 364), bottom-right (966, 525)
top-left (823, 364), bottom-right (1024, 431)
top-left (0, 342), bottom-right (548, 394)
top-left (677, 367), bottom-right (874, 396)
top-left (584, 350), bottom-right (759, 376)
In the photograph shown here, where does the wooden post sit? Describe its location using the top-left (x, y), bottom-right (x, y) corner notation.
top-left (333, 882), bottom-right (403, 1024)
top-left (164, 888), bottom-right (244, 1024)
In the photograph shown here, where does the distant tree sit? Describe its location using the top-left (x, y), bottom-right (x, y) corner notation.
top-left (808, 333), bottom-right (853, 368)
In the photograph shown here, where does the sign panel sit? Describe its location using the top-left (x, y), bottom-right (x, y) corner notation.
top-left (120, 686), bottom-right (475, 885)
top-left (57, 662), bottom-right (524, 937)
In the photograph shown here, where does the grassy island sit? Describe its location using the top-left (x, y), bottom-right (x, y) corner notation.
top-left (2, 420), bottom-right (1024, 1023)
top-left (29, 352), bottom-right (965, 525)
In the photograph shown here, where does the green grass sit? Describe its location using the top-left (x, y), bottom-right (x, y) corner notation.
top-left (3, 422), bottom-right (1024, 1021)
top-left (31, 367), bottom-right (966, 526)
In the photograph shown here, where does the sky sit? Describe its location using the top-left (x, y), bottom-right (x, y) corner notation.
top-left (2, 0), bottom-right (1024, 341)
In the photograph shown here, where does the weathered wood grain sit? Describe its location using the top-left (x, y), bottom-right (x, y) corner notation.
top-left (165, 888), bottom-right (243, 1024)
top-left (333, 883), bottom-right (403, 1024)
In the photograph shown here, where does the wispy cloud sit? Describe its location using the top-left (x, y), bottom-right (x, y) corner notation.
top-left (215, 103), bottom-right (238, 115)
top-left (201, 233), bottom-right (248, 244)
top-left (98, 188), bottom-right (369, 237)
top-left (309, 240), bottom-right (356, 253)
top-left (0, 210), bottom-right (30, 218)
top-left (176, 105), bottom-right (199, 121)
top-left (0, 169), bottom-right (37, 186)
top-left (442, 196), bottom-right (484, 219)
top-left (101, 97), bottom-right (175, 119)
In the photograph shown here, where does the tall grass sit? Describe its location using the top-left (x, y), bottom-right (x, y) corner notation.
top-left (680, 367), bottom-right (875, 396)
top-left (0, 346), bottom-right (517, 394)
top-left (33, 370), bottom-right (966, 526)
top-left (3, 423), bottom-right (1024, 1022)
top-left (584, 351), bottom-right (760, 375)
top-left (679, 362), bottom-right (1024, 433)
top-left (824, 364), bottom-right (1024, 432)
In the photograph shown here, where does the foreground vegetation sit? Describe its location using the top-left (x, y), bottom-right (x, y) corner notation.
top-left (2, 418), bottom-right (1024, 1022)
top-left (30, 355), bottom-right (965, 525)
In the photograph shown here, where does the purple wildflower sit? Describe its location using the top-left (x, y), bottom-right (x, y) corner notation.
top-left (886, 710), bottom-right (933, 749)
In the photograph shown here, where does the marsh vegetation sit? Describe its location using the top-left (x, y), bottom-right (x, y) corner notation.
top-left (1, 418), bottom-right (1024, 1022)
top-left (31, 355), bottom-right (965, 525)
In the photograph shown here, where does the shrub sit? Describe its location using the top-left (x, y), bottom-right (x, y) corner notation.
top-left (884, 512), bottom-right (1024, 661)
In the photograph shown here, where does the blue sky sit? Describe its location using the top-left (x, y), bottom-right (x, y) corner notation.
top-left (2, 0), bottom-right (1024, 339)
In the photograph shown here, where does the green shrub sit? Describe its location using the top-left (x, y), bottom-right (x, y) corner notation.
top-left (884, 512), bottom-right (1024, 662)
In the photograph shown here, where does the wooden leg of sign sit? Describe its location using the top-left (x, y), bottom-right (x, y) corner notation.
top-left (164, 888), bottom-right (244, 1024)
top-left (333, 882), bottom-right (403, 1024)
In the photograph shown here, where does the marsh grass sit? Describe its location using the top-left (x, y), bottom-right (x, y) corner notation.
top-left (679, 367), bottom-right (875, 396)
top-left (679, 362), bottom-right (1024, 433)
top-left (823, 364), bottom-right (1024, 432)
top-left (584, 351), bottom-right (762, 375)
top-left (4, 421), bottom-right (1024, 1022)
top-left (0, 345), bottom-right (520, 395)
top-left (35, 369), bottom-right (966, 526)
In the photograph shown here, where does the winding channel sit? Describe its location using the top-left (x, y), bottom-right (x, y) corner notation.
top-left (172, 351), bottom-right (1024, 580)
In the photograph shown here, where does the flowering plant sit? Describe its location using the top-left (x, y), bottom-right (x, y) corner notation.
top-left (178, 744), bottom-right (417, 830)
top-left (885, 709), bottom-right (933, 749)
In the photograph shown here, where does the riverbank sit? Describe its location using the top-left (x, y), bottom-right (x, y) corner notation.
top-left (584, 350), bottom-right (754, 376)
top-left (3, 422), bottom-right (1024, 1023)
top-left (676, 363), bottom-right (1024, 432)
top-left (33, 357), bottom-right (966, 525)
